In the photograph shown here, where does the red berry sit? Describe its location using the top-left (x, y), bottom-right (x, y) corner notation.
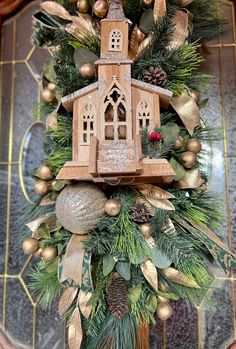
top-left (149, 132), bottom-right (162, 142)
top-left (156, 133), bottom-right (162, 141)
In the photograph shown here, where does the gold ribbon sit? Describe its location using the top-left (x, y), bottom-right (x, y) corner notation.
top-left (168, 9), bottom-right (192, 50)
top-left (177, 169), bottom-right (205, 189)
top-left (153, 0), bottom-right (167, 22)
top-left (60, 234), bottom-right (88, 286)
top-left (171, 91), bottom-right (201, 135)
top-left (26, 212), bottom-right (59, 239)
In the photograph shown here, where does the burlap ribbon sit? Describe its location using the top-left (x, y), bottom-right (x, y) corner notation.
top-left (171, 91), bottom-right (201, 135)
top-left (177, 169), bottom-right (205, 189)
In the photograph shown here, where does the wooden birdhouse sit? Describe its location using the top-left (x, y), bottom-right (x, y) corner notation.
top-left (57, 0), bottom-right (175, 185)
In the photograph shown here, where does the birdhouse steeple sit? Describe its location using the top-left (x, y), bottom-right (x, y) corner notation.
top-left (100, 0), bottom-right (130, 59)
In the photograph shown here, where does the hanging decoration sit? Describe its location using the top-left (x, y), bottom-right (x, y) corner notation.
top-left (21, 0), bottom-right (236, 348)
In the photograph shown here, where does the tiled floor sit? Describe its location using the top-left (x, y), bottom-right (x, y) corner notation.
top-left (0, 1), bottom-right (235, 348)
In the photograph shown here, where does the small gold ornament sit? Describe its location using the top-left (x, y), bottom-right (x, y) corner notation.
top-left (33, 247), bottom-right (43, 258)
top-left (93, 0), bottom-right (109, 18)
top-left (77, 0), bottom-right (90, 13)
top-left (186, 138), bottom-right (202, 154)
top-left (46, 112), bottom-right (58, 131)
top-left (179, 151), bottom-right (197, 169)
top-left (38, 164), bottom-right (54, 181)
top-left (104, 199), bottom-right (121, 216)
top-left (157, 302), bottom-right (173, 321)
top-left (34, 179), bottom-right (50, 196)
top-left (189, 90), bottom-right (200, 103)
top-left (47, 82), bottom-right (56, 91)
top-left (174, 135), bottom-right (184, 150)
top-left (140, 222), bottom-right (153, 238)
top-left (22, 238), bottom-right (39, 255)
top-left (142, 0), bottom-right (154, 7)
top-left (42, 245), bottom-right (57, 262)
top-left (41, 88), bottom-right (55, 103)
top-left (79, 63), bottom-right (96, 79)
top-left (136, 27), bottom-right (146, 43)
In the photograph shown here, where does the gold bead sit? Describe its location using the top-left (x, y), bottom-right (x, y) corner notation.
top-left (140, 222), bottom-right (153, 238)
top-left (93, 0), bottom-right (109, 18)
top-left (157, 302), bottom-right (173, 321)
top-left (46, 112), bottom-right (58, 131)
top-left (179, 151), bottom-right (197, 169)
top-left (42, 246), bottom-right (57, 262)
top-left (47, 82), bottom-right (56, 92)
top-left (77, 0), bottom-right (90, 13)
top-left (104, 199), bottom-right (121, 216)
top-left (189, 90), bottom-right (200, 103)
top-left (34, 179), bottom-right (50, 196)
top-left (142, 0), bottom-right (153, 7)
top-left (79, 63), bottom-right (96, 79)
top-left (22, 238), bottom-right (39, 255)
top-left (186, 138), bottom-right (202, 154)
top-left (33, 247), bottom-right (43, 258)
top-left (41, 88), bottom-right (55, 103)
top-left (136, 27), bottom-right (146, 43)
top-left (38, 164), bottom-right (54, 181)
top-left (174, 136), bottom-right (184, 150)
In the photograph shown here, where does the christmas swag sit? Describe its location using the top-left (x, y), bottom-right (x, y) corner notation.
top-left (22, 0), bottom-right (236, 348)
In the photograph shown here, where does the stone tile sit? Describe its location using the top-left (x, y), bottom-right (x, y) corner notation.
top-left (0, 278), bottom-right (4, 326)
top-left (28, 48), bottom-right (51, 80)
top-left (0, 166), bottom-right (7, 275)
top-left (228, 157), bottom-right (236, 256)
top-left (1, 21), bottom-right (13, 61)
top-left (149, 316), bottom-right (164, 349)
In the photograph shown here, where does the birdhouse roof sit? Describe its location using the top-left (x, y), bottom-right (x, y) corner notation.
top-left (101, 0), bottom-right (131, 23)
top-left (61, 82), bottom-right (98, 112)
top-left (131, 79), bottom-right (173, 109)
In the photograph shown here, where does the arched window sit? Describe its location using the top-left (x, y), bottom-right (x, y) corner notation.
top-left (136, 100), bottom-right (151, 131)
top-left (104, 85), bottom-right (127, 140)
top-left (80, 102), bottom-right (96, 145)
top-left (109, 29), bottom-right (123, 52)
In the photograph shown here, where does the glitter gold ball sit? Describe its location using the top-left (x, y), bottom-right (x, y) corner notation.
top-left (47, 82), bottom-right (56, 91)
top-left (22, 238), bottom-right (39, 255)
top-left (38, 164), bottom-right (54, 181)
top-left (79, 63), bottom-right (96, 79)
top-left (179, 151), bottom-right (197, 169)
top-left (93, 0), bottom-right (109, 18)
top-left (186, 138), bottom-right (202, 154)
top-left (41, 88), bottom-right (55, 103)
top-left (105, 199), bottom-right (121, 216)
top-left (77, 0), bottom-right (90, 13)
top-left (42, 246), bottom-right (57, 262)
top-left (34, 180), bottom-right (50, 196)
top-left (140, 222), bottom-right (153, 238)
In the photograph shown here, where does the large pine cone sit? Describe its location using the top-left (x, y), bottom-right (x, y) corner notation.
top-left (106, 272), bottom-right (128, 319)
top-left (143, 66), bottom-right (167, 86)
top-left (130, 203), bottom-right (150, 223)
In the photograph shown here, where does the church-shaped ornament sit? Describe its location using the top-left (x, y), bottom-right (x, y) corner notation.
top-left (57, 0), bottom-right (175, 185)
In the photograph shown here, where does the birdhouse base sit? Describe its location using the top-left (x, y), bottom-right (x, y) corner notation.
top-left (56, 158), bottom-right (175, 185)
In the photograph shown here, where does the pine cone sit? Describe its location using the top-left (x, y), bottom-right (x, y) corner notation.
top-left (106, 273), bottom-right (128, 319)
top-left (143, 66), bottom-right (167, 86)
top-left (130, 203), bottom-right (150, 223)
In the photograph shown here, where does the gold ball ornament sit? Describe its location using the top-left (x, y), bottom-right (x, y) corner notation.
top-left (56, 183), bottom-right (107, 234)
top-left (77, 0), bottom-right (90, 13)
top-left (142, 0), bottom-right (154, 7)
top-left (158, 296), bottom-right (169, 303)
top-left (33, 247), bottom-right (43, 258)
top-left (79, 63), bottom-right (96, 79)
top-left (157, 302), bottom-right (173, 321)
top-left (189, 90), bottom-right (200, 103)
top-left (136, 27), bottom-right (146, 43)
top-left (174, 136), bottom-right (184, 150)
top-left (46, 112), bottom-right (58, 131)
top-left (34, 179), bottom-right (50, 196)
top-left (104, 199), bottom-right (121, 216)
top-left (179, 151), bottom-right (197, 169)
top-left (140, 222), bottom-right (153, 238)
top-left (22, 238), bottom-right (39, 255)
top-left (41, 88), bottom-right (55, 103)
top-left (186, 138), bottom-right (202, 154)
top-left (38, 164), bottom-right (54, 181)
top-left (93, 0), bottom-right (109, 18)
top-left (42, 246), bottom-right (57, 262)
top-left (47, 82), bottom-right (56, 92)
